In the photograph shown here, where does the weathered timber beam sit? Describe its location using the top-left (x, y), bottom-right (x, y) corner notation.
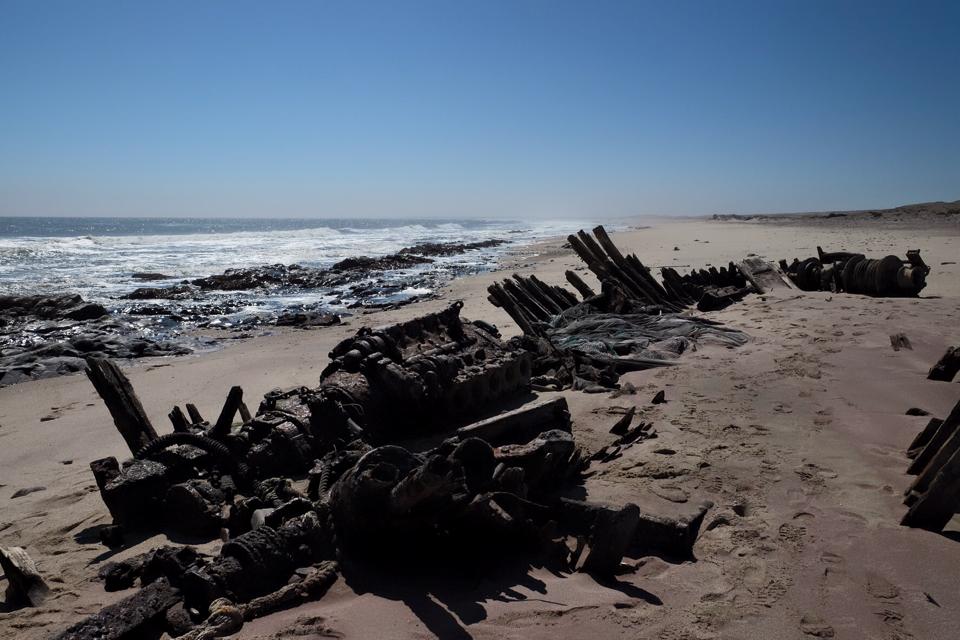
top-left (211, 386), bottom-right (244, 438)
top-left (660, 267), bottom-right (696, 305)
top-left (551, 284), bottom-right (580, 308)
top-left (85, 357), bottom-right (158, 455)
top-left (487, 283), bottom-right (536, 335)
top-left (513, 274), bottom-right (563, 315)
top-left (906, 399), bottom-right (960, 476)
top-left (238, 401), bottom-right (252, 423)
top-left (592, 225), bottom-right (669, 306)
top-left (53, 577), bottom-right (181, 640)
top-left (0, 546), bottom-right (50, 607)
top-left (928, 346), bottom-right (960, 382)
top-left (907, 417), bottom-right (944, 458)
top-left (905, 399), bottom-right (960, 495)
top-left (559, 497), bottom-right (712, 559)
top-left (185, 403), bottom-right (205, 425)
top-left (457, 396), bottom-right (571, 445)
top-left (168, 406), bottom-right (190, 433)
top-left (529, 274), bottom-right (574, 311)
top-left (626, 254), bottom-right (677, 307)
top-left (565, 270), bottom-right (597, 300)
top-left (502, 279), bottom-right (551, 321)
top-left (901, 445), bottom-right (960, 531)
top-left (577, 503), bottom-right (640, 576)
top-left (577, 231), bottom-right (655, 304)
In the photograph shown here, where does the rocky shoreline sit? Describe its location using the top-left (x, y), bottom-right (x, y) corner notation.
top-left (1, 239), bottom-right (511, 386)
top-left (0, 294), bottom-right (189, 386)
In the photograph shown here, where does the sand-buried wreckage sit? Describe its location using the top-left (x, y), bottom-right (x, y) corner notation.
top-left (1, 226), bottom-right (951, 639)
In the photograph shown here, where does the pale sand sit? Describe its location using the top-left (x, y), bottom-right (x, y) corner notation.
top-left (2, 216), bottom-right (959, 639)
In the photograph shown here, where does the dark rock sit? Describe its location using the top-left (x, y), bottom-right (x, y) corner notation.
top-left (330, 254), bottom-right (432, 272)
top-left (99, 525), bottom-right (125, 548)
top-left (52, 577), bottom-right (181, 640)
top-left (122, 284), bottom-right (196, 300)
top-left (65, 303), bottom-right (109, 320)
top-left (0, 294), bottom-right (107, 321)
top-left (101, 460), bottom-right (171, 525)
top-left (276, 311), bottom-right (341, 328)
top-left (98, 558), bottom-right (144, 592)
top-left (398, 239), bottom-right (508, 257)
top-left (130, 273), bottom-right (172, 281)
top-left (651, 390), bottom-right (666, 404)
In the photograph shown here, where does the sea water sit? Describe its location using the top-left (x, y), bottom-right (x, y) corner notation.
top-left (0, 216), bottom-right (596, 315)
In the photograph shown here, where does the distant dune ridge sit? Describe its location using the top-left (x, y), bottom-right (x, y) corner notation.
top-left (712, 198), bottom-right (960, 222)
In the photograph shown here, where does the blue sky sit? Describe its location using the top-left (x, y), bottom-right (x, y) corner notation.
top-left (1, 1), bottom-right (957, 218)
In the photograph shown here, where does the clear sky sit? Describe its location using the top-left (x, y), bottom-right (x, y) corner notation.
top-left (1, 1), bottom-right (957, 218)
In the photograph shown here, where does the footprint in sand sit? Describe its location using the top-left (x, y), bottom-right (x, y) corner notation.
top-left (777, 522), bottom-right (806, 552)
top-left (800, 614), bottom-right (836, 637)
top-left (865, 572), bottom-right (914, 638)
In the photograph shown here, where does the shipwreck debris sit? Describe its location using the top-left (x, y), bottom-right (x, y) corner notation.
top-left (0, 546), bottom-right (50, 608)
top-left (890, 333), bottom-right (912, 352)
top-left (487, 226), bottom-right (751, 392)
top-left (782, 246), bottom-right (930, 296)
top-left (60, 296), bottom-right (716, 638)
top-left (85, 357), bottom-right (158, 455)
top-left (901, 397), bottom-right (960, 531)
top-left (313, 301), bottom-right (532, 439)
top-left (54, 577), bottom-right (181, 640)
top-left (927, 346), bottom-right (960, 382)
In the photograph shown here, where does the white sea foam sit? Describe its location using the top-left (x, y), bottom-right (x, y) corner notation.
top-left (0, 217), bottom-right (602, 309)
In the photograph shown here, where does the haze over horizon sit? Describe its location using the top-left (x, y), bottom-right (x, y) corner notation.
top-left (1, 1), bottom-right (958, 219)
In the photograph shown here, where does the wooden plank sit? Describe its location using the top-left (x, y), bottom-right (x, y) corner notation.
top-left (907, 417), bottom-right (944, 457)
top-left (212, 386), bottom-right (244, 437)
top-left (901, 444), bottom-right (960, 531)
top-left (457, 396), bottom-right (570, 445)
top-left (592, 225), bottom-right (668, 306)
top-left (906, 400), bottom-right (960, 476)
top-left (168, 406), bottom-right (190, 433)
top-left (513, 274), bottom-right (563, 315)
top-left (0, 546), bottom-right (50, 607)
top-left (502, 279), bottom-right (551, 321)
top-left (928, 346), bottom-right (960, 382)
top-left (487, 283), bottom-right (536, 336)
top-left (626, 254), bottom-right (677, 305)
top-left (529, 274), bottom-right (573, 311)
top-left (53, 577), bottom-right (180, 640)
top-left (185, 403), bottom-right (205, 425)
top-left (906, 399), bottom-right (960, 495)
top-left (84, 357), bottom-right (157, 455)
top-left (738, 257), bottom-right (796, 294)
top-left (565, 270), bottom-right (596, 300)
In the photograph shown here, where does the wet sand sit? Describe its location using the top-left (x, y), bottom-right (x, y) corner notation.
top-left (2, 214), bottom-right (959, 639)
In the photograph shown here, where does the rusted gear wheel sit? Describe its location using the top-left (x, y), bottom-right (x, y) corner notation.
top-left (864, 260), bottom-right (880, 295)
top-left (840, 255), bottom-right (864, 293)
top-left (796, 258), bottom-right (822, 290)
top-left (875, 255), bottom-right (903, 296)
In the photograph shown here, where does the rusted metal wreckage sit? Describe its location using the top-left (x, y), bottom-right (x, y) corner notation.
top-left (902, 395), bottom-right (960, 532)
top-left (489, 227), bottom-right (931, 335)
top-left (780, 246), bottom-right (930, 296)
top-left (48, 302), bottom-right (710, 640)
top-left (19, 227), bottom-right (942, 639)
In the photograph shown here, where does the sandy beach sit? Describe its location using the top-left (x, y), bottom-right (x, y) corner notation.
top-left (2, 213), bottom-right (960, 639)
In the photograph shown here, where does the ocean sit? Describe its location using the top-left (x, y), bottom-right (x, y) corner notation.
top-left (0, 216), bottom-right (595, 320)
